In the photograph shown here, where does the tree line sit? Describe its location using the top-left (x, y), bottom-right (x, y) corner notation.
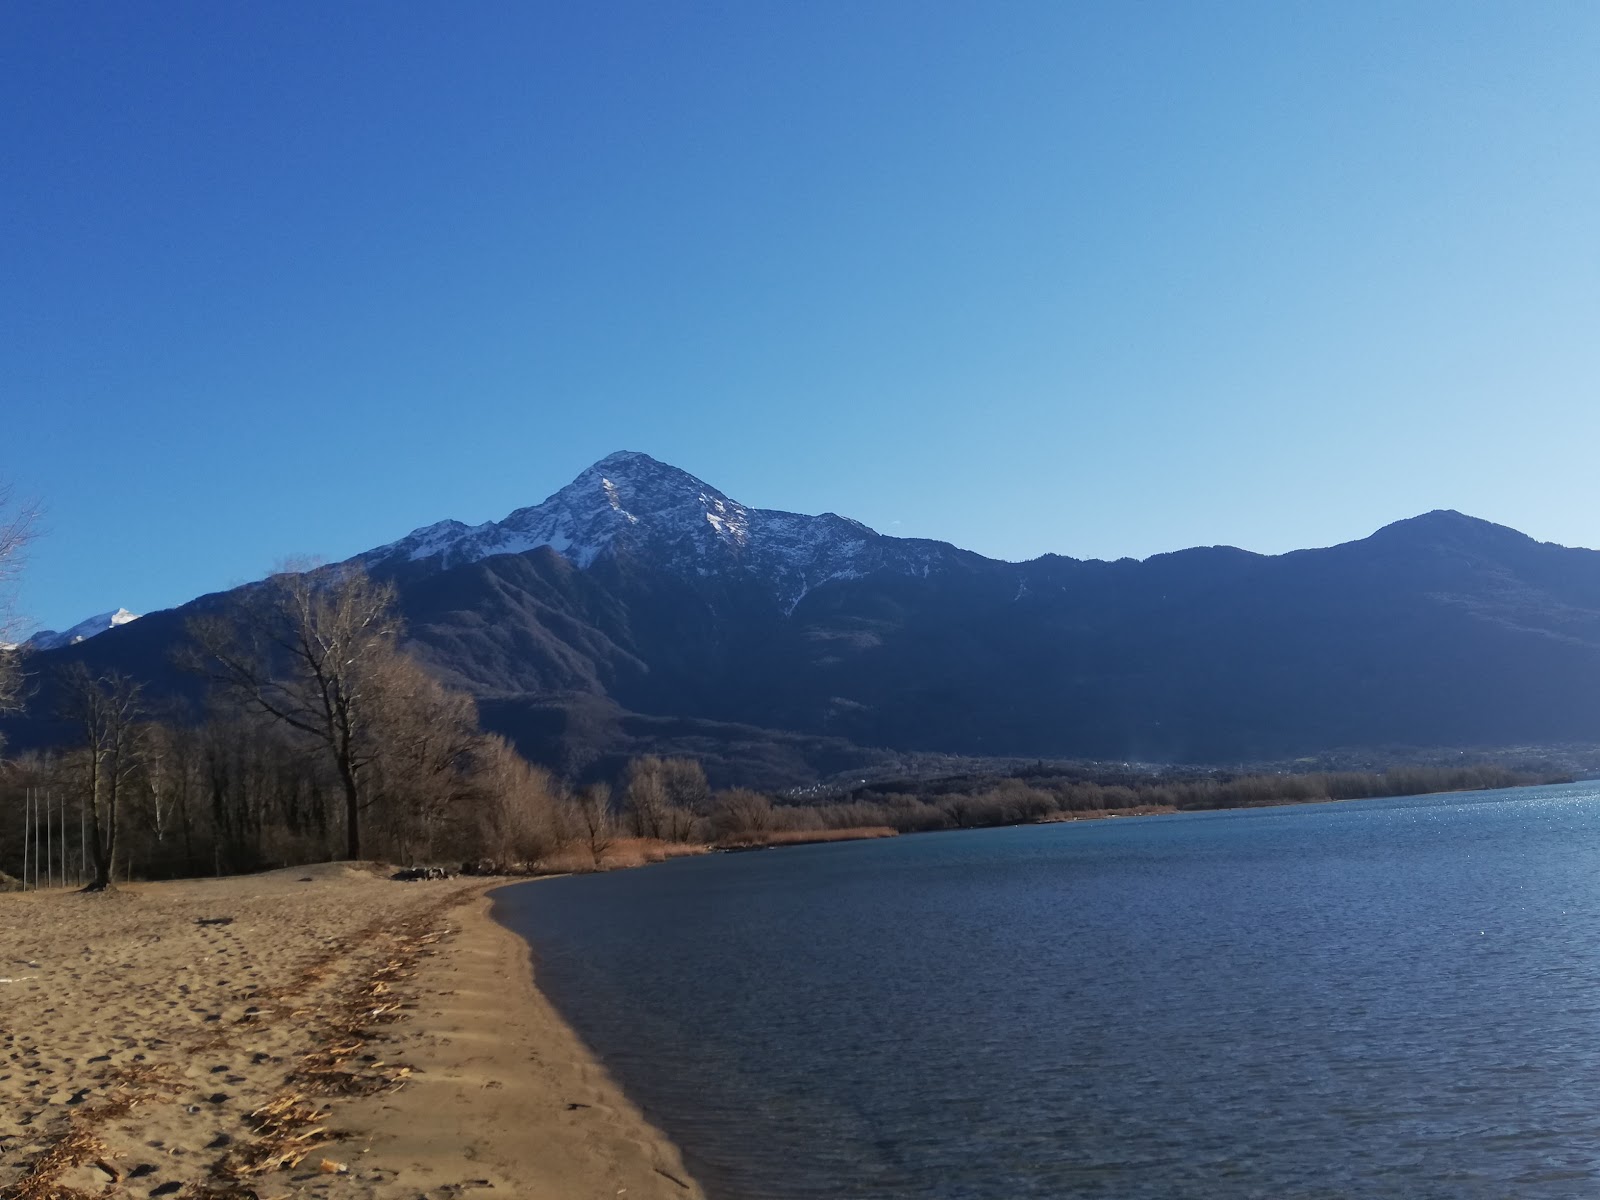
top-left (748, 763), bottom-right (1562, 837)
top-left (0, 561), bottom-right (830, 885)
top-left (0, 538), bottom-right (1576, 888)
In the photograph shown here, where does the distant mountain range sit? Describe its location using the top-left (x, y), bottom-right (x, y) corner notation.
top-left (10, 451), bottom-right (1600, 788)
top-left (13, 607), bottom-right (141, 652)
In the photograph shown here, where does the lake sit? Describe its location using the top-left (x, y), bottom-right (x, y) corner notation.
top-left (493, 782), bottom-right (1600, 1199)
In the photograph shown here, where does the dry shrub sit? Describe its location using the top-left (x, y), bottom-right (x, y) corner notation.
top-left (773, 805), bottom-right (826, 833)
top-left (536, 837), bottom-right (709, 873)
top-left (471, 737), bottom-right (570, 864)
top-left (715, 826), bottom-right (897, 850)
top-left (1043, 804), bottom-right (1176, 822)
top-left (709, 788), bottom-right (774, 840)
top-left (621, 757), bottom-right (708, 843)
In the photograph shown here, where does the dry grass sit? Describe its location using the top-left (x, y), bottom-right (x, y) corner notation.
top-left (1041, 805), bottom-right (1177, 822)
top-left (714, 826), bottom-right (898, 850)
top-left (0, 1119), bottom-right (113, 1200)
top-left (214, 1093), bottom-right (338, 1179)
top-left (0, 1061), bottom-right (189, 1200)
top-left (536, 837), bottom-right (711, 873)
top-left (537, 828), bottom-right (901, 865)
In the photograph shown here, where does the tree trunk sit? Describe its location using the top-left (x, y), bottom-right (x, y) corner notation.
top-left (338, 754), bottom-right (361, 861)
top-left (84, 752), bottom-right (113, 892)
top-left (178, 773), bottom-right (195, 876)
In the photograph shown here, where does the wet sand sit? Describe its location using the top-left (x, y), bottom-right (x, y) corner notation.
top-left (0, 864), bottom-right (704, 1199)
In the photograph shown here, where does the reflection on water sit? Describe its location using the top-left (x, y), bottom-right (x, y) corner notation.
top-left (494, 782), bottom-right (1600, 1199)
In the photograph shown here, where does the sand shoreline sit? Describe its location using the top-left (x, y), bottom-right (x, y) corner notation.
top-left (0, 866), bottom-right (704, 1200)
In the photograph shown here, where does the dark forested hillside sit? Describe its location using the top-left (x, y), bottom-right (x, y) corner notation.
top-left (8, 455), bottom-right (1600, 786)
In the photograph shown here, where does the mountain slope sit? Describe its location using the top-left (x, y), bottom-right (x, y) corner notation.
top-left (361, 450), bottom-right (971, 612)
top-left (9, 456), bottom-right (1600, 785)
top-left (21, 607), bottom-right (140, 651)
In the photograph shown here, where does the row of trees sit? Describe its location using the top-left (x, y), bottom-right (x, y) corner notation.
top-left (1, 693), bottom-right (1568, 886)
top-left (1, 559), bottom-right (533, 883)
top-left (766, 763), bottom-right (1561, 836)
top-left (0, 550), bottom-right (777, 883)
top-left (0, 692), bottom-right (639, 887)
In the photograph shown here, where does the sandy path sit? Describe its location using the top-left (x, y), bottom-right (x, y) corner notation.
top-left (0, 865), bottom-right (704, 1200)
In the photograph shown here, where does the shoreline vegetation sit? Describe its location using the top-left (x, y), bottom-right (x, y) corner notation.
top-left (566, 763), bottom-right (1573, 867)
top-left (2, 736), bottom-right (1573, 889)
top-left (542, 762), bottom-right (1574, 871)
top-left (453, 763), bottom-right (1578, 871)
top-left (808, 762), bottom-right (1569, 836)
top-left (0, 865), bottom-right (705, 1200)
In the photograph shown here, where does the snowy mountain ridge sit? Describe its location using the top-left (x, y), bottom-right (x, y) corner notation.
top-left (360, 450), bottom-right (955, 610)
top-left (23, 607), bottom-right (141, 652)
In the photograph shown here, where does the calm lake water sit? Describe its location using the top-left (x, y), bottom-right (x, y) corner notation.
top-left (493, 782), bottom-right (1600, 1199)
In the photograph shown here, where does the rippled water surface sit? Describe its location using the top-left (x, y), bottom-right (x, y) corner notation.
top-left (494, 783), bottom-right (1600, 1198)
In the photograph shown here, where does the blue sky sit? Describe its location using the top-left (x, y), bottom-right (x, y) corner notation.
top-left (4, 2), bottom-right (1599, 633)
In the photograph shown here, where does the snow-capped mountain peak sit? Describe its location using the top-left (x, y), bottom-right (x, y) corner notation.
top-left (361, 451), bottom-right (953, 610)
top-left (369, 451), bottom-right (747, 569)
top-left (24, 607), bottom-right (140, 651)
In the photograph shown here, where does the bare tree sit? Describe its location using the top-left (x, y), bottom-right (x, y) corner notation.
top-left (572, 782), bottom-right (613, 868)
top-left (193, 705), bottom-right (333, 872)
top-left (711, 787), bottom-right (774, 840)
top-left (470, 735), bottom-right (567, 866)
top-left (59, 664), bottom-right (145, 891)
top-left (660, 757), bottom-right (709, 842)
top-left (364, 653), bottom-right (483, 862)
top-left (131, 716), bottom-right (205, 877)
top-left (623, 756), bottom-right (710, 842)
top-left (186, 565), bottom-right (400, 860)
top-left (623, 756), bottom-right (669, 839)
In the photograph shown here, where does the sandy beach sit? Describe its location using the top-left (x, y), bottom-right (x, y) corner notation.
top-left (0, 865), bottom-right (704, 1200)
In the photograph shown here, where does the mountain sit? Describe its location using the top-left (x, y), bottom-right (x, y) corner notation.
top-left (358, 450), bottom-right (967, 612)
top-left (9, 454), bottom-right (1600, 787)
top-left (22, 607), bottom-right (140, 652)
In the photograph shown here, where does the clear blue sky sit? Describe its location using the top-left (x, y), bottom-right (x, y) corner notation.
top-left (4, 1), bottom-right (1599, 633)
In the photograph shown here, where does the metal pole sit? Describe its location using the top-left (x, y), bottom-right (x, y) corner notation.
top-left (24, 788), bottom-right (33, 891)
top-left (46, 789), bottom-right (53, 889)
